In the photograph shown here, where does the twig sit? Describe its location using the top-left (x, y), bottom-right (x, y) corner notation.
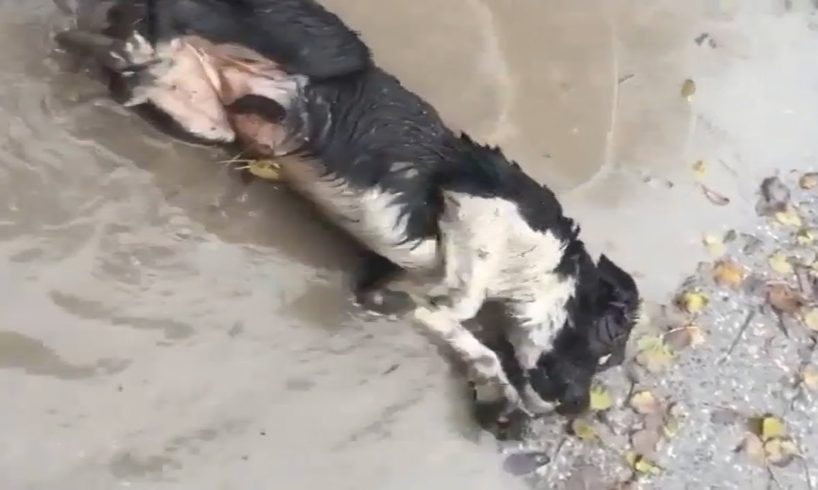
top-left (720, 310), bottom-right (757, 363)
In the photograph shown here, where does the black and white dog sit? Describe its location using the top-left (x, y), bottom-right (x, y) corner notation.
top-left (53, 0), bottom-right (641, 417)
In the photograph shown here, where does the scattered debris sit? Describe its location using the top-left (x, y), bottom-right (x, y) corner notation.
top-left (692, 161), bottom-right (707, 180)
top-left (799, 172), bottom-right (818, 190)
top-left (635, 336), bottom-right (674, 373)
top-left (590, 384), bottom-right (614, 412)
top-left (681, 79), bottom-right (696, 102)
top-left (712, 259), bottom-right (745, 289)
top-left (756, 176), bottom-right (791, 216)
top-left (701, 185), bottom-right (730, 206)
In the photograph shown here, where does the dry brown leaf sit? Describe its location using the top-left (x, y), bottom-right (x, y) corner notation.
top-left (767, 284), bottom-right (805, 314)
top-left (799, 172), bottom-right (818, 190)
top-left (664, 325), bottom-right (705, 351)
top-left (768, 252), bottom-right (794, 275)
top-left (701, 185), bottom-right (730, 206)
top-left (677, 291), bottom-right (709, 314)
top-left (741, 432), bottom-right (767, 466)
top-left (713, 259), bottom-right (745, 288)
top-left (631, 429), bottom-right (661, 456)
top-left (803, 309), bottom-right (818, 332)
top-left (681, 79), bottom-right (696, 101)
top-left (630, 391), bottom-right (662, 415)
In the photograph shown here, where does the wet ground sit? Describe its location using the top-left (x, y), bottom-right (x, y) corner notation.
top-left (2, 0), bottom-right (818, 489)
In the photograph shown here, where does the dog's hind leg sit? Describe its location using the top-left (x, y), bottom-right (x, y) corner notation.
top-left (352, 250), bottom-right (415, 316)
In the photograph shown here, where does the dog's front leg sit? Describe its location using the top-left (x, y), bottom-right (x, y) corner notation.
top-left (413, 305), bottom-right (523, 415)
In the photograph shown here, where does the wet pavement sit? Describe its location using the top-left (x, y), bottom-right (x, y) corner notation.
top-left (2, 0), bottom-right (818, 489)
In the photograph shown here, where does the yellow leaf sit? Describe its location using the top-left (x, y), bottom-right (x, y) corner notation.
top-left (799, 172), bottom-right (818, 190)
top-left (692, 161), bottom-right (707, 180)
top-left (626, 451), bottom-right (662, 475)
top-left (774, 207), bottom-right (803, 228)
top-left (713, 259), bottom-right (745, 288)
top-left (571, 419), bottom-right (598, 441)
top-left (630, 390), bottom-right (661, 415)
top-left (702, 233), bottom-right (726, 256)
top-left (768, 253), bottom-right (794, 275)
top-left (796, 229), bottom-right (816, 246)
top-left (247, 160), bottom-right (281, 181)
top-left (761, 416), bottom-right (786, 442)
top-left (764, 438), bottom-right (799, 467)
top-left (681, 79), bottom-right (696, 101)
top-left (589, 384), bottom-right (614, 411)
top-left (803, 309), bottom-right (818, 332)
top-left (678, 291), bottom-right (709, 314)
top-left (636, 336), bottom-right (675, 373)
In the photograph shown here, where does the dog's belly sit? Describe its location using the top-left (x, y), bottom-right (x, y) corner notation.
top-left (279, 156), bottom-right (438, 270)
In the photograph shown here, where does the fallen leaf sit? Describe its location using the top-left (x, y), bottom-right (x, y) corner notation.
top-left (663, 415), bottom-right (680, 439)
top-left (631, 429), bottom-right (661, 456)
top-left (571, 418), bottom-right (598, 441)
top-left (803, 309), bottom-right (818, 332)
top-left (768, 253), bottom-right (794, 275)
top-left (774, 206), bottom-right (803, 228)
top-left (630, 391), bottom-right (662, 415)
top-left (681, 79), bottom-right (696, 101)
top-left (701, 185), bottom-right (730, 206)
top-left (760, 416), bottom-right (786, 441)
top-left (767, 284), bottom-right (805, 314)
top-left (677, 291), bottom-right (709, 314)
top-left (713, 259), bottom-right (745, 288)
top-left (664, 325), bottom-right (706, 351)
top-left (702, 234), bottom-right (726, 256)
top-left (692, 160), bottom-right (707, 179)
top-left (765, 438), bottom-right (799, 467)
top-left (756, 177), bottom-right (791, 216)
top-left (802, 366), bottom-right (818, 390)
top-left (635, 336), bottom-right (675, 373)
top-left (625, 451), bottom-right (662, 475)
top-left (796, 229), bottom-right (815, 246)
top-left (247, 160), bottom-right (281, 181)
top-left (589, 384), bottom-right (614, 412)
top-left (741, 432), bottom-right (767, 466)
top-left (799, 172), bottom-right (818, 190)
top-left (723, 229), bottom-right (738, 243)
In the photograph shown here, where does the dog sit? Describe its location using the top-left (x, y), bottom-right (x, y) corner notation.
top-left (53, 0), bottom-right (642, 417)
top-left (415, 133), bottom-right (641, 415)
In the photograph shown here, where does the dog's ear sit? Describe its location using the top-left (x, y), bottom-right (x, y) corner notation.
top-left (597, 254), bottom-right (639, 308)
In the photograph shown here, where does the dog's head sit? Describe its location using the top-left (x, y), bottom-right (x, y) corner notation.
top-left (587, 254), bottom-right (641, 367)
top-left (525, 253), bottom-right (640, 415)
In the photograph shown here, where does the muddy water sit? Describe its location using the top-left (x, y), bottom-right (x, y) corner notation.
top-left (0, 0), bottom-right (724, 488)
